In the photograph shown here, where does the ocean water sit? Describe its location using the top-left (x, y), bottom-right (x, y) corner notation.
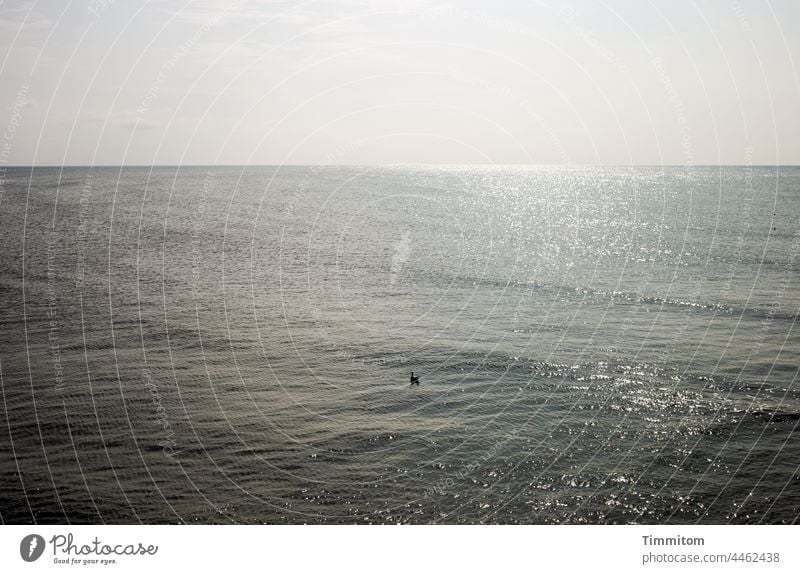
top-left (0, 165), bottom-right (798, 524)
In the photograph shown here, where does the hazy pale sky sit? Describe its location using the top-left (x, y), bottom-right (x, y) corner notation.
top-left (1, 0), bottom-right (798, 165)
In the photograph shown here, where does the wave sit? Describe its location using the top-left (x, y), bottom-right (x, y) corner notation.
top-left (424, 272), bottom-right (799, 323)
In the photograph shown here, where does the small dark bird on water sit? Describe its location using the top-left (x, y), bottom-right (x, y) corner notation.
top-left (410, 372), bottom-right (420, 385)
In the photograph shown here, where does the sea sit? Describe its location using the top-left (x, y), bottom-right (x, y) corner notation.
top-left (0, 165), bottom-right (798, 524)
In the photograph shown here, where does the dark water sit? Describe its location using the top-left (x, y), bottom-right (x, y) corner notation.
top-left (1, 165), bottom-right (798, 524)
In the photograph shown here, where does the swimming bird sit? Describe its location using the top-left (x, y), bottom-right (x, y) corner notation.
top-left (410, 372), bottom-right (420, 385)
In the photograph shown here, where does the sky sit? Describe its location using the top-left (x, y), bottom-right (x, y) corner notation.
top-left (1, 0), bottom-right (798, 165)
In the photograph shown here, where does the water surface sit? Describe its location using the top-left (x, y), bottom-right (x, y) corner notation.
top-left (1, 165), bottom-right (798, 524)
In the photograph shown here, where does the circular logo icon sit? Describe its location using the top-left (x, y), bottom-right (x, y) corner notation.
top-left (20, 534), bottom-right (45, 562)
